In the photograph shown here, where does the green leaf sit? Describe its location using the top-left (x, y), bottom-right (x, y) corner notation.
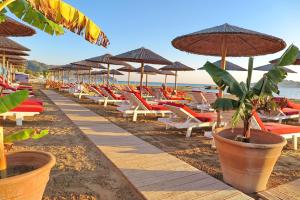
top-left (203, 61), bottom-right (245, 98)
top-left (31, 130), bottom-right (48, 139)
top-left (213, 98), bottom-right (240, 111)
top-left (4, 129), bottom-right (48, 143)
top-left (276, 44), bottom-right (299, 66)
top-left (0, 90), bottom-right (28, 114)
top-left (246, 57), bottom-right (254, 90)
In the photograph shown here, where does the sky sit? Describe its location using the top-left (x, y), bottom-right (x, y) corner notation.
top-left (11, 0), bottom-right (300, 84)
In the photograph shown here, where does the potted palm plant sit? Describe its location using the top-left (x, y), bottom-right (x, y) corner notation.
top-left (0, 90), bottom-right (54, 200)
top-left (203, 44), bottom-right (299, 193)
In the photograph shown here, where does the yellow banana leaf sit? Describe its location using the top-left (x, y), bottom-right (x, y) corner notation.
top-left (27, 0), bottom-right (109, 47)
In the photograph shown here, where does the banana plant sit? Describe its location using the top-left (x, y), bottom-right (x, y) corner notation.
top-left (203, 44), bottom-right (299, 140)
top-left (0, 0), bottom-right (109, 47)
top-left (0, 90), bottom-right (48, 175)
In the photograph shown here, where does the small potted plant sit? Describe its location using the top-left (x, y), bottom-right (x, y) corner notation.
top-left (0, 90), bottom-right (55, 200)
top-left (203, 44), bottom-right (299, 193)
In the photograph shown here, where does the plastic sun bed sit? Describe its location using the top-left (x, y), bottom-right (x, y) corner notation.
top-left (84, 86), bottom-right (107, 104)
top-left (189, 91), bottom-right (217, 112)
top-left (117, 91), bottom-right (172, 122)
top-left (158, 103), bottom-right (217, 137)
top-left (252, 112), bottom-right (300, 150)
top-left (98, 86), bottom-right (125, 107)
top-left (0, 99), bottom-right (44, 126)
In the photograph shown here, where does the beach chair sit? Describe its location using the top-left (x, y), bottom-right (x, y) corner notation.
top-left (98, 86), bottom-right (125, 107)
top-left (0, 99), bottom-right (44, 126)
top-left (84, 86), bottom-right (107, 104)
top-left (189, 91), bottom-right (217, 112)
top-left (158, 103), bottom-right (217, 137)
top-left (117, 91), bottom-right (172, 121)
top-left (252, 112), bottom-right (300, 150)
top-left (72, 84), bottom-right (91, 99)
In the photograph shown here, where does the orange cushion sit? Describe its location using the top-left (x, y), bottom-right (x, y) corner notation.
top-left (264, 123), bottom-right (300, 135)
top-left (287, 100), bottom-right (300, 110)
top-left (252, 112), bottom-right (266, 130)
top-left (151, 104), bottom-right (168, 111)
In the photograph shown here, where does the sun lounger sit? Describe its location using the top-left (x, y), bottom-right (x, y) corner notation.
top-left (252, 112), bottom-right (300, 150)
top-left (84, 86), bottom-right (107, 104)
top-left (117, 91), bottom-right (171, 121)
top-left (189, 91), bottom-right (217, 112)
top-left (98, 86), bottom-right (125, 107)
top-left (0, 100), bottom-right (44, 126)
top-left (158, 103), bottom-right (217, 137)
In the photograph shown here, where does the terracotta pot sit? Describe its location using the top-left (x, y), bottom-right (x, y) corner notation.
top-left (214, 128), bottom-right (286, 193)
top-left (0, 151), bottom-right (56, 200)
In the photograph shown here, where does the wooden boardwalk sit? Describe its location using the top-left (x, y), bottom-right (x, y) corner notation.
top-left (42, 90), bottom-right (252, 200)
top-left (258, 179), bottom-right (300, 200)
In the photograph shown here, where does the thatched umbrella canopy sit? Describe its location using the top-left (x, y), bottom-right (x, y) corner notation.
top-left (172, 23), bottom-right (286, 126)
top-left (254, 63), bottom-right (296, 73)
top-left (134, 65), bottom-right (161, 87)
top-left (112, 47), bottom-right (172, 94)
top-left (159, 70), bottom-right (175, 85)
top-left (71, 60), bottom-right (106, 84)
top-left (0, 37), bottom-right (30, 51)
top-left (1, 55), bottom-right (26, 61)
top-left (160, 61), bottom-right (194, 90)
top-left (0, 16), bottom-right (36, 37)
top-left (86, 54), bottom-right (129, 85)
top-left (199, 60), bottom-right (246, 71)
top-left (117, 65), bottom-right (136, 85)
top-left (270, 51), bottom-right (300, 65)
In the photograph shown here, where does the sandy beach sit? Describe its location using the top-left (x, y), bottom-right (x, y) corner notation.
top-left (56, 88), bottom-right (300, 190)
top-left (4, 85), bottom-right (143, 200)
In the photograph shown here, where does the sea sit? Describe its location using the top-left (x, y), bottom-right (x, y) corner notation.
top-left (118, 81), bottom-right (300, 100)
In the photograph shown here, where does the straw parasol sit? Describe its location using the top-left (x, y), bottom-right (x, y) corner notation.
top-left (117, 65), bottom-right (136, 85)
top-left (86, 54), bottom-right (130, 86)
top-left (199, 60), bottom-right (246, 71)
top-left (172, 23), bottom-right (286, 125)
top-left (71, 60), bottom-right (106, 84)
top-left (112, 47), bottom-right (172, 94)
top-left (0, 16), bottom-right (36, 37)
top-left (134, 65), bottom-right (161, 87)
top-left (160, 70), bottom-right (175, 85)
top-left (270, 51), bottom-right (300, 65)
top-left (160, 61), bottom-right (194, 90)
top-left (254, 63), bottom-right (296, 73)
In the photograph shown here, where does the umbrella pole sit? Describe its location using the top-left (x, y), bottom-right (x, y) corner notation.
top-left (2, 55), bottom-right (4, 84)
top-left (128, 72), bottom-right (130, 85)
top-left (164, 75), bottom-right (167, 85)
top-left (76, 68), bottom-right (79, 83)
top-left (217, 39), bottom-right (228, 127)
top-left (146, 74), bottom-right (148, 87)
top-left (89, 68), bottom-right (91, 84)
top-left (139, 62), bottom-right (144, 95)
top-left (175, 71), bottom-right (178, 92)
top-left (107, 63), bottom-right (110, 86)
top-left (62, 70), bottom-right (64, 84)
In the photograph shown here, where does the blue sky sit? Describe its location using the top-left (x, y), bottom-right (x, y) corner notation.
top-left (11, 0), bottom-right (300, 84)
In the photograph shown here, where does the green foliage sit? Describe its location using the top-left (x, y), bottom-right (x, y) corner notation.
top-left (6, 0), bottom-right (64, 35)
top-left (0, 90), bottom-right (28, 114)
top-left (203, 44), bottom-right (299, 137)
top-left (4, 129), bottom-right (48, 143)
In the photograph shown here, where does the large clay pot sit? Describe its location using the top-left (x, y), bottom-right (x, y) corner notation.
top-left (0, 151), bottom-right (56, 200)
top-left (214, 128), bottom-right (286, 194)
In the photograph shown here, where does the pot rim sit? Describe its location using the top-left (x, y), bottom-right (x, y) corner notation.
top-left (0, 151), bottom-right (56, 183)
top-left (213, 128), bottom-right (287, 149)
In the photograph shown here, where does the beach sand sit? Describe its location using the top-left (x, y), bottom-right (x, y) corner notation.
top-left (4, 86), bottom-right (143, 200)
top-left (57, 89), bottom-right (300, 190)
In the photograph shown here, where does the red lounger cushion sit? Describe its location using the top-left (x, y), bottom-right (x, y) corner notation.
top-left (282, 108), bottom-right (300, 116)
top-left (102, 86), bottom-right (125, 100)
top-left (151, 104), bottom-right (168, 111)
top-left (22, 99), bottom-right (43, 106)
top-left (133, 92), bottom-right (168, 111)
top-left (11, 105), bottom-right (43, 112)
top-left (164, 102), bottom-right (215, 122)
top-left (264, 123), bottom-right (300, 135)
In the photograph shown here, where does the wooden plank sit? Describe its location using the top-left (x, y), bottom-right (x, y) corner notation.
top-left (42, 90), bottom-right (253, 200)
